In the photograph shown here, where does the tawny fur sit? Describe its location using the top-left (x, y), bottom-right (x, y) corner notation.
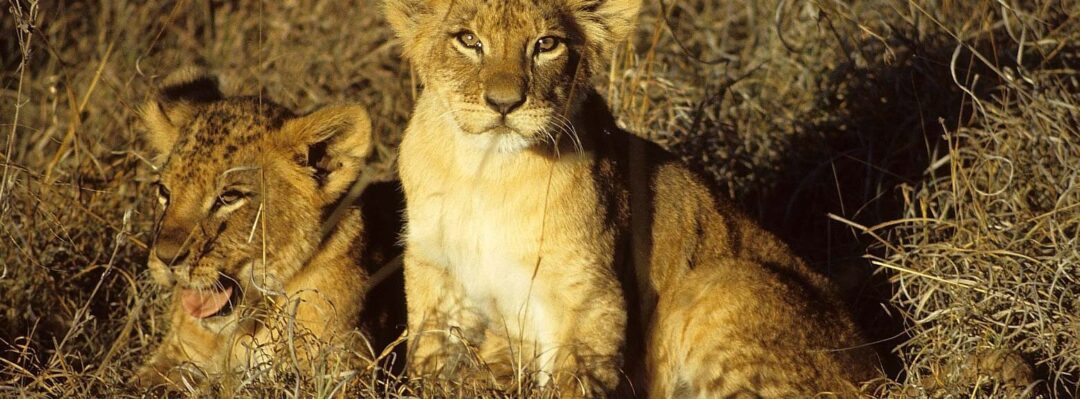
top-left (385, 0), bottom-right (881, 397)
top-left (131, 70), bottom-right (381, 389)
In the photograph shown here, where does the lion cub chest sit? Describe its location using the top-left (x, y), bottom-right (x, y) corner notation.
top-left (406, 175), bottom-right (552, 316)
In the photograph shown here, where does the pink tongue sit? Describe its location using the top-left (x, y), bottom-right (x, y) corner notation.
top-left (180, 286), bottom-right (233, 319)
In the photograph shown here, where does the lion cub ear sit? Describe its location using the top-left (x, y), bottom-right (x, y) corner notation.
top-left (383, 0), bottom-right (428, 39)
top-left (283, 104), bottom-right (373, 200)
top-left (140, 68), bottom-right (224, 156)
top-left (567, 0), bottom-right (643, 60)
top-left (384, 0), bottom-right (446, 57)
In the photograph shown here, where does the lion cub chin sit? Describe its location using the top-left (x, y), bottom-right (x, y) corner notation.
top-left (130, 69), bottom-right (399, 390)
top-left (387, 0), bottom-right (881, 397)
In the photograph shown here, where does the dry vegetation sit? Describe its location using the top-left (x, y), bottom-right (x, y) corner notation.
top-left (1, 0), bottom-right (1077, 397)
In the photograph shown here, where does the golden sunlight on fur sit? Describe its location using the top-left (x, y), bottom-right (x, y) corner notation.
top-left (385, 0), bottom-right (882, 397)
top-left (131, 69), bottom-right (401, 390)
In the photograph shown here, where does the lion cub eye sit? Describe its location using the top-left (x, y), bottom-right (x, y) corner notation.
top-left (155, 182), bottom-right (170, 207)
top-left (217, 190), bottom-right (244, 205)
top-left (456, 31), bottom-right (482, 50)
top-left (535, 36), bottom-right (561, 53)
top-left (214, 189), bottom-right (248, 211)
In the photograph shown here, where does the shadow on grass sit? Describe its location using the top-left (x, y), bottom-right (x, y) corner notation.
top-left (669, 12), bottom-right (1038, 382)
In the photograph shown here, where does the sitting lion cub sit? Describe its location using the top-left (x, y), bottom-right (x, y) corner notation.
top-left (385, 0), bottom-right (880, 397)
top-left (132, 70), bottom-right (399, 388)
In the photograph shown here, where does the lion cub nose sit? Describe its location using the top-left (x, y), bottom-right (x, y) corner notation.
top-left (155, 243), bottom-right (191, 266)
top-left (484, 78), bottom-right (526, 116)
top-left (154, 229), bottom-right (191, 266)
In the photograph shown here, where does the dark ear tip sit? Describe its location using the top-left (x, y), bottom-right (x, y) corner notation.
top-left (159, 67), bottom-right (224, 104)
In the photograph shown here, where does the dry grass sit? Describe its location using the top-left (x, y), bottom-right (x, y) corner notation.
top-left (866, 25), bottom-right (1080, 396)
top-left (1, 0), bottom-right (1078, 397)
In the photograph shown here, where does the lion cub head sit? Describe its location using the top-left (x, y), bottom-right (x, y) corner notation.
top-left (141, 70), bottom-right (371, 320)
top-left (385, 0), bottom-right (640, 151)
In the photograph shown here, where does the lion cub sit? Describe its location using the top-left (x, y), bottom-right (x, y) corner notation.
top-left (386, 0), bottom-right (880, 397)
top-left (132, 70), bottom-right (401, 389)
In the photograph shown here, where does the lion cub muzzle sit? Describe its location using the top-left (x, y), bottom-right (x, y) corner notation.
top-left (483, 70), bottom-right (526, 116)
top-left (153, 220), bottom-right (242, 320)
top-left (152, 226), bottom-right (191, 266)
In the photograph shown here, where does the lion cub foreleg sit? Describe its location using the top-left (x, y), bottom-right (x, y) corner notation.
top-left (132, 298), bottom-right (234, 388)
top-left (403, 251), bottom-right (487, 381)
top-left (529, 258), bottom-right (626, 398)
top-left (253, 259), bottom-right (370, 375)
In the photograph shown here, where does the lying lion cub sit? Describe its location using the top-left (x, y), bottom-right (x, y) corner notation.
top-left (132, 70), bottom-right (402, 389)
top-left (385, 0), bottom-right (880, 397)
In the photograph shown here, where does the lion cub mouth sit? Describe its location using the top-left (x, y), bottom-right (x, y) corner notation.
top-left (180, 275), bottom-right (240, 319)
top-left (488, 125), bottom-right (516, 135)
